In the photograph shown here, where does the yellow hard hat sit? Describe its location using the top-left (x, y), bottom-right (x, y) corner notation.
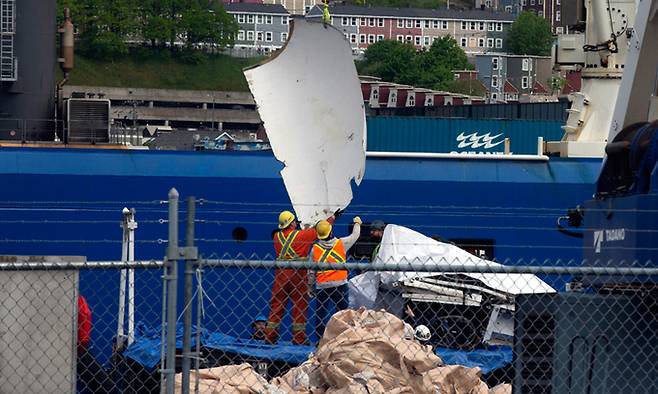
top-left (316, 220), bottom-right (332, 240)
top-left (278, 210), bottom-right (295, 229)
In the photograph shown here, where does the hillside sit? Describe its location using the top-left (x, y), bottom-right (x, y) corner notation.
top-left (63, 51), bottom-right (262, 91)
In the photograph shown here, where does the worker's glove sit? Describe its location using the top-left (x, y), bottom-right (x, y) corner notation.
top-left (333, 208), bottom-right (344, 219)
top-left (353, 216), bottom-right (362, 225)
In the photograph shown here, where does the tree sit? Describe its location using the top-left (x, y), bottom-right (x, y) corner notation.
top-left (416, 36), bottom-right (472, 90)
top-left (358, 36), bottom-right (472, 91)
top-left (507, 11), bottom-right (553, 56)
top-left (358, 40), bottom-right (420, 85)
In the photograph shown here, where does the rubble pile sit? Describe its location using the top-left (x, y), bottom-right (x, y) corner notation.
top-left (176, 308), bottom-right (512, 394)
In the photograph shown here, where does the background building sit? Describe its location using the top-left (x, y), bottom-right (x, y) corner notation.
top-left (225, 3), bottom-right (290, 54)
top-left (475, 0), bottom-right (523, 16)
top-left (474, 54), bottom-right (553, 102)
top-left (306, 5), bottom-right (515, 55)
top-left (262, 0), bottom-right (322, 15)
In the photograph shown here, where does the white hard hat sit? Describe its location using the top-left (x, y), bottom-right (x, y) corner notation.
top-left (414, 325), bottom-right (431, 342)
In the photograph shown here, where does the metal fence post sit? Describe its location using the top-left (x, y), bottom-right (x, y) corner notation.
top-left (164, 188), bottom-right (179, 394)
top-left (181, 196), bottom-right (196, 394)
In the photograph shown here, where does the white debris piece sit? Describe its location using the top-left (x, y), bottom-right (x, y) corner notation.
top-left (244, 18), bottom-right (366, 226)
top-left (349, 225), bottom-right (555, 310)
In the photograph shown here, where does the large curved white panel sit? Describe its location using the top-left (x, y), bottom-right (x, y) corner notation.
top-left (244, 18), bottom-right (366, 226)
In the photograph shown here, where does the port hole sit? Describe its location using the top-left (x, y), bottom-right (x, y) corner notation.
top-left (232, 227), bottom-right (248, 242)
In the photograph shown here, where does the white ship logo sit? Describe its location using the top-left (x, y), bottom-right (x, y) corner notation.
top-left (456, 132), bottom-right (505, 149)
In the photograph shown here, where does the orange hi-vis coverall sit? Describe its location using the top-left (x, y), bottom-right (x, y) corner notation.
top-left (265, 219), bottom-right (333, 344)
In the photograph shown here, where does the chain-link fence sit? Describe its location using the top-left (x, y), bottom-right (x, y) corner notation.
top-left (1, 190), bottom-right (657, 393)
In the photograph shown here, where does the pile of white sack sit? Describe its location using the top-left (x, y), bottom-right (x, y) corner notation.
top-left (176, 308), bottom-right (512, 394)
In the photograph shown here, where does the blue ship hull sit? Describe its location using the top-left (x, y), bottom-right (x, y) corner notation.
top-left (0, 147), bottom-right (601, 363)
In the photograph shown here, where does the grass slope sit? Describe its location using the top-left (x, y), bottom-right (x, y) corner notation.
top-left (66, 52), bottom-right (262, 91)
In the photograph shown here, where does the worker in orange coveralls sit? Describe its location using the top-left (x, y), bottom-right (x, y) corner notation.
top-left (265, 210), bottom-right (336, 345)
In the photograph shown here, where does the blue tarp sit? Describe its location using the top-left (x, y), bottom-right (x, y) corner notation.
top-left (123, 323), bottom-right (313, 369)
top-left (123, 322), bottom-right (201, 369)
top-left (435, 346), bottom-right (513, 374)
top-left (204, 332), bottom-right (314, 365)
top-left (124, 323), bottom-right (512, 374)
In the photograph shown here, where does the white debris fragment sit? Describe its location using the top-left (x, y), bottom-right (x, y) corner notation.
top-left (244, 17), bottom-right (366, 226)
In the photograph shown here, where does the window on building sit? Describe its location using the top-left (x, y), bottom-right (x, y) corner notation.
top-left (487, 38), bottom-right (494, 48)
top-left (488, 22), bottom-right (494, 31)
top-left (360, 18), bottom-right (366, 26)
top-left (470, 22), bottom-right (477, 30)
top-left (415, 36), bottom-right (421, 45)
top-left (247, 15), bottom-right (254, 23)
top-left (425, 95), bottom-right (434, 106)
top-left (257, 15), bottom-right (264, 24)
top-left (281, 32), bottom-right (288, 41)
top-left (461, 21), bottom-right (468, 30)
top-left (369, 18), bottom-right (375, 26)
top-left (556, 26), bottom-right (564, 34)
top-left (342, 17), bottom-right (349, 26)
top-left (304, 5), bottom-right (312, 14)
top-left (265, 31), bottom-right (272, 42)
top-left (265, 15), bottom-right (273, 24)
top-left (432, 20), bottom-right (439, 29)
top-left (368, 34), bottom-right (375, 44)
top-left (360, 34), bottom-right (366, 43)
top-left (282, 16), bottom-right (288, 25)
top-left (522, 76), bottom-right (529, 89)
top-left (496, 22), bottom-right (503, 31)
top-left (491, 92), bottom-right (499, 101)
top-left (406, 19), bottom-right (413, 28)
top-left (479, 22), bottom-right (485, 30)
top-left (405, 35), bottom-right (412, 43)
top-left (397, 19), bottom-right (404, 28)
top-left (256, 31), bottom-right (263, 41)
top-left (556, 11), bottom-right (561, 21)
top-left (505, 5), bottom-right (512, 12)
top-left (538, 10), bottom-right (544, 17)
top-left (397, 35), bottom-right (404, 42)
top-left (469, 37), bottom-right (476, 47)
top-left (530, 0), bottom-right (535, 5)
top-left (424, 36), bottom-right (430, 46)
top-left (522, 58), bottom-right (530, 71)
top-left (556, 0), bottom-right (560, 4)
top-left (351, 17), bottom-right (357, 26)
top-left (424, 20), bottom-right (430, 28)
top-left (378, 18), bottom-right (384, 27)
top-left (492, 57), bottom-right (499, 69)
top-left (478, 37), bottom-right (485, 47)
top-left (350, 34), bottom-right (357, 43)
top-left (442, 21), bottom-right (448, 29)
top-left (372, 88), bottom-right (379, 100)
top-left (247, 30), bottom-right (254, 40)
top-left (237, 30), bottom-right (245, 40)
top-left (491, 76), bottom-right (498, 88)
top-left (454, 73), bottom-right (460, 79)
top-left (495, 38), bottom-right (503, 48)
top-left (460, 37), bottom-right (468, 47)
top-left (415, 20), bottom-right (422, 28)
top-left (538, 0), bottom-right (543, 4)
top-left (377, 34), bottom-right (384, 41)
top-left (521, 0), bottom-right (526, 5)
top-left (408, 95), bottom-right (415, 106)
top-left (237, 14), bottom-right (245, 23)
